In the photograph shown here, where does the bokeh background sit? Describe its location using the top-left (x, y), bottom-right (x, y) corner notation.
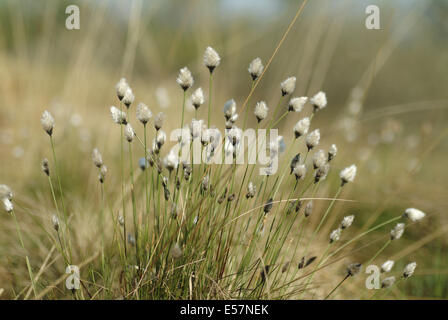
top-left (0, 0), bottom-right (447, 299)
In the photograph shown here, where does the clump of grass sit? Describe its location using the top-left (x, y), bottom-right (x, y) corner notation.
top-left (1, 47), bottom-right (430, 300)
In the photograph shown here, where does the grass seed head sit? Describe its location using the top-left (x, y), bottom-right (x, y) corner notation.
top-left (306, 129), bottom-right (320, 150)
top-left (99, 165), bottom-right (107, 183)
top-left (204, 46), bottom-right (220, 73)
top-left (294, 117), bottom-right (310, 139)
top-left (288, 96), bottom-right (308, 112)
top-left (136, 102), bottom-right (152, 124)
top-left (341, 215), bottom-right (355, 229)
top-left (123, 87), bottom-right (135, 108)
top-left (115, 78), bottom-right (128, 101)
top-left (163, 150), bottom-right (178, 172)
top-left (340, 164), bottom-right (357, 186)
top-left (403, 208), bottom-right (426, 222)
top-left (403, 262), bottom-right (417, 278)
top-left (293, 164), bottom-right (307, 181)
top-left (314, 163), bottom-right (329, 183)
top-left (124, 123), bottom-right (135, 142)
top-left (248, 57), bottom-right (264, 80)
top-left (51, 214), bottom-right (59, 231)
top-left (313, 149), bottom-right (327, 169)
top-left (154, 112), bottom-right (165, 131)
top-left (381, 260), bottom-right (395, 273)
top-left (310, 91), bottom-right (327, 112)
top-left (110, 106), bottom-right (127, 125)
top-left (328, 144), bottom-right (337, 161)
top-left (254, 101), bottom-right (269, 122)
top-left (223, 99), bottom-right (237, 121)
top-left (246, 182), bottom-right (256, 199)
top-left (41, 110), bottom-right (55, 136)
top-left (2, 198), bottom-right (13, 213)
top-left (191, 87), bottom-right (205, 109)
top-left (264, 198), bottom-right (274, 214)
top-left (329, 228), bottom-right (342, 243)
top-left (304, 201), bottom-right (313, 217)
top-left (177, 67), bottom-right (194, 91)
top-left (92, 148), bottom-right (103, 168)
top-left (347, 263), bottom-right (362, 276)
top-left (41, 158), bottom-right (50, 176)
top-left (280, 76), bottom-right (296, 96)
top-left (390, 223), bottom-right (405, 240)
top-left (381, 276), bottom-right (396, 288)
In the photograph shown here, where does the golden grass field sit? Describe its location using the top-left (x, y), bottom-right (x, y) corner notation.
top-left (0, 0), bottom-right (447, 299)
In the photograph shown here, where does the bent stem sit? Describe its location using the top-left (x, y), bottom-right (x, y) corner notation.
top-left (324, 274), bottom-right (349, 300)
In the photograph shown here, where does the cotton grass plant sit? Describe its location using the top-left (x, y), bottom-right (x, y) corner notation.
top-left (1, 47), bottom-right (431, 300)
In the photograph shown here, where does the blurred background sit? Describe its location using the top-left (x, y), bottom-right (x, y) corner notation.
top-left (0, 0), bottom-right (447, 299)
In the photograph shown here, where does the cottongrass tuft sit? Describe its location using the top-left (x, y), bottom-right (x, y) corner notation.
top-left (254, 101), bottom-right (269, 122)
top-left (41, 110), bottom-right (55, 136)
top-left (41, 158), bottom-right (50, 176)
top-left (264, 198), bottom-right (274, 214)
top-left (115, 78), bottom-right (128, 101)
top-left (177, 67), bottom-right (194, 91)
top-left (124, 123), bottom-right (135, 142)
top-left (328, 144), bottom-right (337, 161)
top-left (136, 103), bottom-right (152, 124)
top-left (280, 76), bottom-right (296, 96)
top-left (92, 148), bottom-right (103, 168)
top-left (163, 150), bottom-right (179, 172)
top-left (403, 208), bottom-right (426, 222)
top-left (329, 228), bottom-right (341, 243)
top-left (381, 276), bottom-right (396, 288)
top-left (347, 263), bottom-right (362, 276)
top-left (293, 164), bottom-right (307, 181)
top-left (381, 260), bottom-right (395, 273)
top-left (246, 182), bottom-right (256, 199)
top-left (340, 215), bottom-right (355, 229)
top-left (110, 106), bottom-right (127, 125)
top-left (51, 214), bottom-right (59, 231)
top-left (306, 129), bottom-right (320, 150)
top-left (390, 223), bottom-right (405, 240)
top-left (204, 47), bottom-right (220, 73)
top-left (223, 99), bottom-right (237, 121)
top-left (123, 87), bottom-right (135, 108)
top-left (403, 262), bottom-right (417, 278)
top-left (339, 164), bottom-right (357, 186)
top-left (314, 163), bottom-right (329, 183)
top-left (248, 57), bottom-right (264, 80)
top-left (99, 165), bottom-right (107, 183)
top-left (313, 149), bottom-right (327, 169)
top-left (154, 112), bottom-right (165, 131)
top-left (310, 91), bottom-right (327, 112)
top-left (294, 117), bottom-right (310, 139)
top-left (191, 88), bottom-right (205, 110)
top-left (304, 201), bottom-right (313, 217)
top-left (288, 97), bottom-right (308, 112)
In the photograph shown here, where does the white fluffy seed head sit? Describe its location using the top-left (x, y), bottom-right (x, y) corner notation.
top-left (310, 91), bottom-right (327, 112)
top-left (154, 112), bottom-right (165, 131)
top-left (204, 46), bottom-right (220, 72)
top-left (254, 101), bottom-right (269, 122)
top-left (288, 97), bottom-right (308, 112)
top-left (280, 76), bottom-right (296, 96)
top-left (341, 215), bottom-right (355, 229)
top-left (177, 67), bottom-right (194, 90)
top-left (156, 130), bottom-right (167, 149)
top-left (124, 123), bottom-right (135, 142)
top-left (403, 262), bottom-right (417, 278)
top-left (163, 150), bottom-right (178, 172)
top-left (223, 99), bottom-right (237, 120)
top-left (116, 78), bottom-right (128, 101)
top-left (381, 276), bottom-right (396, 288)
top-left (340, 164), bottom-right (357, 185)
top-left (123, 87), bottom-right (135, 108)
top-left (99, 164), bottom-right (107, 183)
top-left (92, 148), bottom-right (103, 168)
top-left (191, 87), bottom-right (205, 109)
top-left (304, 201), bottom-right (313, 217)
top-left (404, 208), bottom-right (426, 222)
top-left (328, 144), bottom-right (337, 161)
top-left (347, 263), bottom-right (362, 276)
top-left (248, 57), bottom-right (264, 80)
top-left (110, 106), bottom-right (127, 125)
top-left (294, 117), bottom-right (310, 138)
top-left (41, 110), bottom-right (55, 136)
top-left (390, 223), bottom-right (405, 240)
top-left (136, 103), bottom-right (152, 124)
top-left (3, 198), bottom-right (13, 213)
top-left (0, 184), bottom-right (13, 200)
top-left (329, 228), bottom-right (341, 243)
top-left (381, 260), bottom-right (395, 273)
top-left (246, 182), bottom-right (256, 199)
top-left (52, 214), bottom-right (59, 231)
top-left (293, 164), bottom-right (307, 181)
top-left (306, 129), bottom-right (320, 150)
top-left (313, 149), bottom-right (327, 169)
